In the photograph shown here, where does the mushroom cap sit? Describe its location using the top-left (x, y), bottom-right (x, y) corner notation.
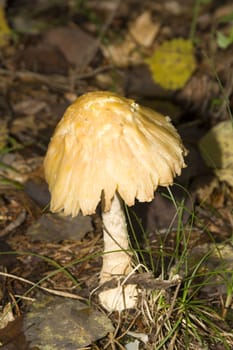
top-left (44, 91), bottom-right (187, 216)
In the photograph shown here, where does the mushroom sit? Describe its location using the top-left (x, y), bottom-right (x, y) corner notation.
top-left (44, 91), bottom-right (186, 311)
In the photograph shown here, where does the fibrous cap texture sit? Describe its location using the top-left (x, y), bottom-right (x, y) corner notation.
top-left (44, 91), bottom-right (187, 216)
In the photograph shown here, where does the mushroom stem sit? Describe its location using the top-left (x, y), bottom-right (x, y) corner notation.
top-left (99, 194), bottom-right (138, 311)
top-left (100, 193), bottom-right (132, 283)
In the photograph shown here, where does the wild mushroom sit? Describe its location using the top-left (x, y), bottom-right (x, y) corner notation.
top-left (44, 91), bottom-right (186, 311)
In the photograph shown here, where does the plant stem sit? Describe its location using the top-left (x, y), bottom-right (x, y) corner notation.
top-left (189, 0), bottom-right (201, 42)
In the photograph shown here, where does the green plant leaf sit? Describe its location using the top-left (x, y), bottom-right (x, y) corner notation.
top-left (216, 29), bottom-right (233, 49)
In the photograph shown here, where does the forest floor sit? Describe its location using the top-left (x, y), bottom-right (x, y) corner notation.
top-left (0, 0), bottom-right (233, 349)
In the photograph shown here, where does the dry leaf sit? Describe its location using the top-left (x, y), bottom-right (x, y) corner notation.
top-left (44, 26), bottom-right (96, 67)
top-left (129, 11), bottom-right (160, 47)
top-left (0, 303), bottom-right (15, 329)
top-left (102, 34), bottom-right (142, 67)
top-left (101, 12), bottom-right (158, 67)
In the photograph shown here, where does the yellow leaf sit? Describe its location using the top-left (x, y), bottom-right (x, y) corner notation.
top-left (146, 38), bottom-right (196, 90)
top-left (0, 6), bottom-right (11, 47)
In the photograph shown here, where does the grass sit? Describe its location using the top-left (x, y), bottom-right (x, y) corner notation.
top-left (0, 135), bottom-right (25, 189)
top-left (122, 187), bottom-right (233, 350)
top-left (189, 0), bottom-right (213, 43)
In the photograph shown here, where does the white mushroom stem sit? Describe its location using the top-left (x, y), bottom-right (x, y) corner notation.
top-left (99, 194), bottom-right (138, 311)
top-left (100, 194), bottom-right (132, 281)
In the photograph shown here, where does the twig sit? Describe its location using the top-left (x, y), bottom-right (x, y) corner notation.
top-left (0, 65), bottom-right (113, 92)
top-left (0, 271), bottom-right (85, 300)
top-left (0, 209), bottom-right (26, 238)
top-left (78, 0), bottom-right (122, 72)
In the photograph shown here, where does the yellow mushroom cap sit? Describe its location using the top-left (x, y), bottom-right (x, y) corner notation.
top-left (44, 91), bottom-right (187, 216)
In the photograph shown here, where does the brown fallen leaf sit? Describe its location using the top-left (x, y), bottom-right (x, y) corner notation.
top-left (44, 26), bottom-right (97, 68)
top-left (101, 10), bottom-right (159, 67)
top-left (129, 11), bottom-right (160, 47)
top-left (0, 303), bottom-right (15, 330)
top-left (0, 316), bottom-right (28, 350)
top-left (17, 43), bottom-right (69, 74)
